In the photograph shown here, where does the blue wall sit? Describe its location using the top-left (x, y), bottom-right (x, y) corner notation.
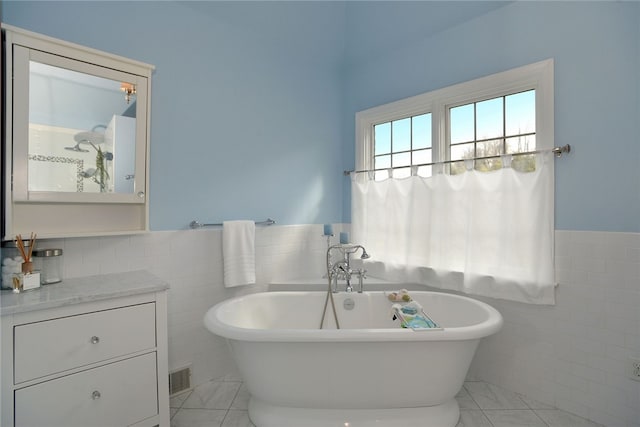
top-left (3, 1), bottom-right (347, 229)
top-left (342, 1), bottom-right (640, 232)
top-left (4, 1), bottom-right (640, 233)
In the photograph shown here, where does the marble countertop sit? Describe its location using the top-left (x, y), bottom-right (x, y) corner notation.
top-left (0, 270), bottom-right (169, 316)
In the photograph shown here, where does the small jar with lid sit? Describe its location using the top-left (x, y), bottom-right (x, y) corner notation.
top-left (32, 249), bottom-right (63, 284)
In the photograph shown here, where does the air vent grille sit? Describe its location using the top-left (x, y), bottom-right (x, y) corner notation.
top-left (169, 366), bottom-right (192, 396)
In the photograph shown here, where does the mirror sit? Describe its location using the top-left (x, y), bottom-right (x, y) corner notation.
top-left (10, 43), bottom-right (149, 204)
top-left (28, 62), bottom-right (137, 194)
top-left (3, 24), bottom-right (154, 239)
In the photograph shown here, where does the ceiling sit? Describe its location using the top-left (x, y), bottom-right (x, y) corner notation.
top-left (179, 1), bottom-right (511, 67)
top-left (344, 1), bottom-right (511, 63)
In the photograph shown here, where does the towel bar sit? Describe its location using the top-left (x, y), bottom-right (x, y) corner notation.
top-left (189, 218), bottom-right (276, 229)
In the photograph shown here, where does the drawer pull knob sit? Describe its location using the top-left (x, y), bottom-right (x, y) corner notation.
top-left (91, 390), bottom-right (101, 400)
top-left (90, 336), bottom-right (100, 344)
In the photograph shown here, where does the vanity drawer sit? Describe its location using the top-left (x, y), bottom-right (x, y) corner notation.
top-left (14, 352), bottom-right (158, 427)
top-left (14, 303), bottom-right (156, 384)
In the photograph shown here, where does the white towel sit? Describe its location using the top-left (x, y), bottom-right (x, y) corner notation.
top-left (223, 220), bottom-right (256, 287)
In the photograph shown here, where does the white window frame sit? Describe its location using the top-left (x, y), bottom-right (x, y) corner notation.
top-left (355, 59), bottom-right (554, 172)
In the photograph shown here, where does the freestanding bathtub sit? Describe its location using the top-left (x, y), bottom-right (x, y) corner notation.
top-left (204, 290), bottom-right (502, 427)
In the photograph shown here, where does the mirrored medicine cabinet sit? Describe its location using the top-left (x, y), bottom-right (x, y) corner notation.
top-left (2, 24), bottom-right (155, 239)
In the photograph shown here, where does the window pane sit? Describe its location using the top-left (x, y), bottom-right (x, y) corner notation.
top-left (412, 113), bottom-right (431, 149)
top-left (450, 161), bottom-right (466, 176)
top-left (374, 170), bottom-right (388, 181)
top-left (394, 167), bottom-right (411, 179)
top-left (475, 157), bottom-right (502, 172)
top-left (477, 160), bottom-right (502, 172)
top-left (476, 139), bottom-right (503, 157)
top-left (476, 97), bottom-right (503, 140)
top-left (511, 154), bottom-right (536, 173)
top-left (506, 135), bottom-right (535, 153)
top-left (392, 118), bottom-right (411, 152)
top-left (474, 139), bottom-right (503, 172)
top-left (374, 122), bottom-right (391, 155)
top-left (413, 148), bottom-right (432, 165)
top-left (451, 143), bottom-right (474, 161)
top-left (417, 165), bottom-right (432, 178)
top-left (450, 104), bottom-right (474, 144)
top-left (393, 152), bottom-right (411, 168)
top-left (375, 154), bottom-right (390, 170)
top-left (505, 90), bottom-right (535, 136)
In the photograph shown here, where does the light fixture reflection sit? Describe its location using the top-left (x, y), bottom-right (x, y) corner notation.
top-left (120, 82), bottom-right (136, 104)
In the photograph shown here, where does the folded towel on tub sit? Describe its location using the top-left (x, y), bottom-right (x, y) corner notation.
top-left (223, 220), bottom-right (256, 287)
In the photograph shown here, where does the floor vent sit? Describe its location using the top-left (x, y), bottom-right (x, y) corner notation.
top-left (169, 366), bottom-right (192, 396)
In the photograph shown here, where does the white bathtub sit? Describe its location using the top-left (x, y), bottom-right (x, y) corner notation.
top-left (204, 291), bottom-right (502, 427)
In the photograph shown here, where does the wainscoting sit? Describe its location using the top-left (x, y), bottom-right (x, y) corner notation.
top-left (43, 227), bottom-right (638, 427)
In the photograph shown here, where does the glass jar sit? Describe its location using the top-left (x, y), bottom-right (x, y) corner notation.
top-left (32, 249), bottom-right (63, 284)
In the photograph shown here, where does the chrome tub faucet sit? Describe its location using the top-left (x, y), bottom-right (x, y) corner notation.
top-left (326, 244), bottom-right (370, 293)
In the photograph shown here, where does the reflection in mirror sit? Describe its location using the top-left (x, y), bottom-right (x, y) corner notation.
top-left (28, 61), bottom-right (137, 194)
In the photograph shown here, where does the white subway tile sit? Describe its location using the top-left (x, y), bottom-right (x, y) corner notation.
top-left (53, 228), bottom-right (639, 426)
top-left (65, 258), bottom-right (100, 278)
top-left (472, 230), bottom-right (640, 427)
top-left (605, 232), bottom-right (640, 249)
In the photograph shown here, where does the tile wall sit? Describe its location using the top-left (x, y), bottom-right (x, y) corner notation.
top-left (468, 231), bottom-right (640, 427)
top-left (35, 227), bottom-right (639, 427)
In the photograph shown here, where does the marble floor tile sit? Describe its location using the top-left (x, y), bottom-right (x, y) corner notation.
top-left (483, 409), bottom-right (548, 427)
top-left (464, 381), bottom-right (529, 410)
top-left (535, 409), bottom-right (604, 427)
top-left (181, 380), bottom-right (242, 410)
top-left (222, 410), bottom-right (255, 427)
top-left (455, 410), bottom-right (493, 427)
top-left (219, 372), bottom-right (244, 382)
top-left (518, 394), bottom-right (556, 410)
top-left (170, 389), bottom-right (193, 408)
top-left (456, 387), bottom-right (480, 410)
top-left (170, 408), bottom-right (227, 427)
top-left (230, 383), bottom-right (250, 410)
top-left (170, 379), bottom-right (605, 427)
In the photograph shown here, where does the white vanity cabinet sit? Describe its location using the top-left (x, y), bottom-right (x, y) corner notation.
top-left (0, 271), bottom-right (170, 427)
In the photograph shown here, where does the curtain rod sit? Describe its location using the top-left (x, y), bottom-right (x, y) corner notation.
top-left (343, 144), bottom-right (571, 176)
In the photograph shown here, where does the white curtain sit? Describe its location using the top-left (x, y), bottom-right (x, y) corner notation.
top-left (352, 152), bottom-right (555, 304)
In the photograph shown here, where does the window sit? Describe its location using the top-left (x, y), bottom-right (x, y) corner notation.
top-left (356, 60), bottom-right (554, 179)
top-left (449, 89), bottom-right (536, 174)
top-left (352, 60), bottom-right (556, 304)
top-left (373, 113), bottom-right (432, 180)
